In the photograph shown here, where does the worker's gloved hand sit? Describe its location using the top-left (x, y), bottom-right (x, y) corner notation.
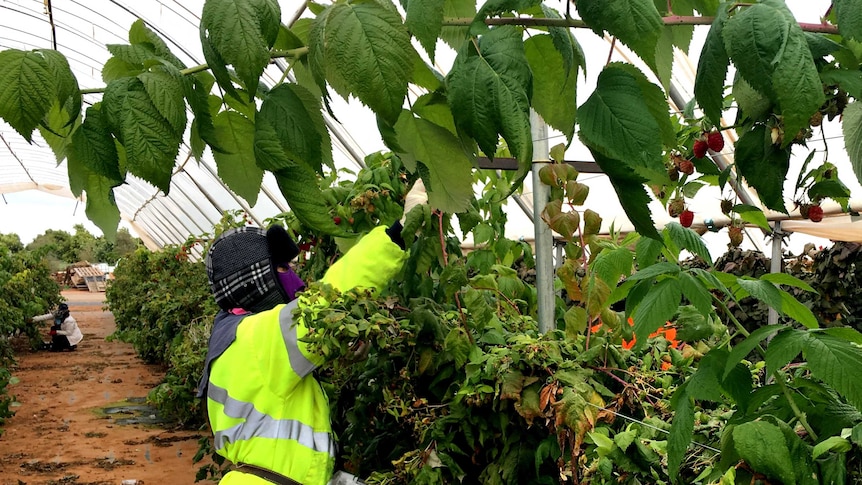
top-left (400, 179), bottom-right (428, 225)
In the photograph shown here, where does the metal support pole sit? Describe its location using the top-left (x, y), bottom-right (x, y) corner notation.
top-left (531, 110), bottom-right (555, 333)
top-left (768, 221), bottom-right (782, 325)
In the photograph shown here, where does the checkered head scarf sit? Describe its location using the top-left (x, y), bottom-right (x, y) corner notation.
top-left (205, 225), bottom-right (299, 313)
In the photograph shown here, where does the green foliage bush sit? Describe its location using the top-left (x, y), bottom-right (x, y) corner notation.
top-left (0, 241), bottom-right (62, 434)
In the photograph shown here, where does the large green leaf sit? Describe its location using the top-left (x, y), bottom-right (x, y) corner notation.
top-left (764, 328), bottom-right (807, 376)
top-left (0, 49), bottom-right (56, 142)
top-left (309, 0), bottom-right (413, 124)
top-left (841, 101), bottom-right (862, 188)
top-left (734, 277), bottom-right (784, 310)
top-left (667, 391), bottom-right (694, 483)
top-left (274, 165), bottom-right (349, 237)
top-left (722, 3), bottom-right (783, 100)
top-left (200, 0), bottom-right (280, 100)
top-left (803, 332), bottom-right (862, 411)
top-left (212, 111), bottom-right (263, 206)
top-left (406, 0), bottom-right (444, 61)
top-left (447, 25), bottom-right (532, 171)
top-left (589, 150), bottom-right (661, 240)
top-left (102, 77), bottom-right (181, 194)
top-left (664, 223), bottom-right (713, 265)
top-left (440, 0), bottom-right (475, 49)
top-left (393, 111), bottom-right (473, 213)
top-left (578, 64), bottom-right (665, 183)
top-left (576, 0), bottom-right (663, 72)
top-left (524, 34), bottom-right (577, 142)
top-left (632, 277), bottom-right (681, 350)
top-left (614, 63), bottom-right (676, 149)
top-left (695, 6), bottom-right (730, 126)
top-left (679, 272), bottom-right (713, 318)
top-left (591, 247), bottom-right (633, 289)
top-left (138, 65), bottom-right (187, 137)
top-left (38, 104), bottom-right (79, 162)
top-left (733, 421), bottom-right (797, 485)
top-left (83, 175), bottom-right (122, 243)
top-left (185, 74), bottom-right (223, 155)
top-left (734, 125), bottom-right (791, 212)
top-left (128, 19), bottom-right (186, 69)
top-left (39, 49), bottom-right (81, 127)
top-left (254, 84), bottom-right (329, 174)
top-left (541, 4), bottom-right (585, 75)
top-left (68, 105), bottom-right (123, 187)
top-left (778, 290), bottom-right (818, 329)
top-left (834, 0), bottom-right (862, 42)
top-left (768, 1), bottom-right (825, 146)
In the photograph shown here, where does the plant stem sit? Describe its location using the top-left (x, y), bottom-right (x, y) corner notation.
top-left (773, 370), bottom-right (819, 441)
top-left (441, 16), bottom-right (839, 35)
top-left (79, 46), bottom-right (309, 95)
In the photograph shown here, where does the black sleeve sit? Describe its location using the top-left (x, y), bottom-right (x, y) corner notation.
top-left (385, 221), bottom-right (407, 250)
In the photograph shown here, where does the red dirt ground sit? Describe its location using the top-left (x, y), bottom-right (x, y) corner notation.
top-left (0, 290), bottom-right (213, 485)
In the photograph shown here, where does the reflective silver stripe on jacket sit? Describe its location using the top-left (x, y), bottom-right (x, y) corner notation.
top-left (279, 300), bottom-right (317, 378)
top-left (208, 382), bottom-right (335, 457)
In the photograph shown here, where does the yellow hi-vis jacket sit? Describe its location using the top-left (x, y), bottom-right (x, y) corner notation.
top-left (206, 226), bottom-right (407, 485)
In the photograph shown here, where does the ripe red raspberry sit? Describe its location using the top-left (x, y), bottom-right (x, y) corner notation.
top-left (333, 216), bottom-right (342, 225)
top-left (679, 209), bottom-right (694, 228)
top-left (693, 139), bottom-right (708, 159)
top-left (707, 131), bottom-right (724, 152)
top-left (808, 204), bottom-right (824, 222)
top-left (678, 159), bottom-right (695, 175)
top-left (728, 226), bottom-right (743, 247)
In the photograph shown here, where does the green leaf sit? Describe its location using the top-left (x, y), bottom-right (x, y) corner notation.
top-left (393, 111), bottom-right (474, 213)
top-left (590, 150), bottom-right (661, 240)
top-left (444, 327), bottom-right (473, 368)
top-left (778, 290), bottom-right (819, 329)
top-left (564, 306), bottom-right (588, 340)
top-left (823, 327), bottom-right (862, 345)
top-left (441, 0), bottom-right (475, 49)
top-left (38, 103), bottom-right (79, 162)
top-left (0, 49), bottom-right (56, 142)
top-left (255, 84), bottom-right (329, 174)
top-left (734, 124), bottom-right (791, 212)
top-left (578, 64), bottom-right (665, 183)
top-left (731, 204), bottom-right (770, 231)
top-left (664, 223), bottom-right (713, 265)
top-left (591, 248), bottom-right (633, 289)
top-left (83, 175), bottom-right (122, 242)
top-left (412, 92), bottom-right (457, 134)
top-left (803, 332), bottom-right (862, 411)
top-left (310, 0), bottom-right (413, 124)
top-left (612, 63), bottom-right (677, 149)
top-left (185, 74), bottom-right (223, 153)
top-left (735, 277), bottom-right (784, 310)
top-left (764, 328), bottom-right (807, 376)
top-left (406, 0), bottom-right (444, 61)
top-left (808, 179), bottom-right (852, 201)
top-left (575, 0), bottom-right (663, 73)
top-left (769, 10), bottom-right (825, 146)
top-left (39, 49), bottom-right (81, 127)
top-left (128, 19), bottom-right (186, 68)
top-left (212, 111), bottom-right (263, 206)
top-left (102, 77), bottom-right (181, 194)
top-left (200, 0), bottom-right (280, 100)
top-left (541, 4), bottom-right (585, 75)
top-left (667, 391), bottom-right (694, 483)
top-left (525, 34), bottom-right (577, 142)
top-left (733, 421), bottom-right (797, 485)
top-left (813, 436), bottom-right (852, 459)
top-left (274, 165), bottom-right (349, 237)
top-left (722, 3), bottom-right (783, 100)
top-left (723, 324), bottom-right (785, 379)
top-left (679, 273), bottom-right (713, 318)
top-left (834, 0), bottom-right (862, 42)
top-left (68, 105), bottom-right (123, 186)
top-left (842, 101), bottom-right (862, 188)
top-left (632, 277), bottom-right (681, 350)
top-left (470, 0), bottom-right (542, 34)
top-left (695, 6), bottom-right (730, 125)
top-left (138, 65), bottom-right (187, 137)
top-left (447, 25), bottom-right (532, 168)
top-left (761, 272), bottom-right (816, 294)
top-left (628, 262), bottom-right (680, 282)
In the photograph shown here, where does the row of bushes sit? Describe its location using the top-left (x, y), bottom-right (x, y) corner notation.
top-left (0, 240), bottom-right (63, 433)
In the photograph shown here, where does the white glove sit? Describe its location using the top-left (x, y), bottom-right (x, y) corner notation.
top-left (401, 178), bottom-right (428, 224)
